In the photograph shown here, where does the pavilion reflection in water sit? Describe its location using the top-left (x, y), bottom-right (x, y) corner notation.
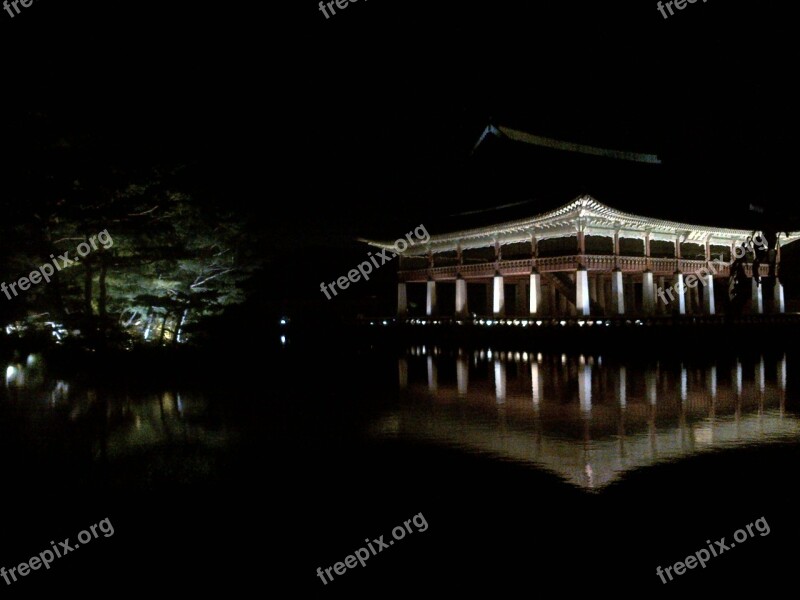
top-left (381, 348), bottom-right (795, 490)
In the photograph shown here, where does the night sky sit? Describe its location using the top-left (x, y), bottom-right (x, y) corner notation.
top-left (1, 0), bottom-right (795, 315)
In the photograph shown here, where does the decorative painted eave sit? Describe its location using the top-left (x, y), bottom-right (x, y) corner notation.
top-left (364, 195), bottom-right (800, 255)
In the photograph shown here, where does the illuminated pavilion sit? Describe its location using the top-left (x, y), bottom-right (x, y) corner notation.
top-left (377, 196), bottom-right (800, 319)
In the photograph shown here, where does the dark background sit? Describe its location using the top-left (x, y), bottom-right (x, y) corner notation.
top-left (3, 0), bottom-right (797, 321)
top-left (1, 0), bottom-right (797, 595)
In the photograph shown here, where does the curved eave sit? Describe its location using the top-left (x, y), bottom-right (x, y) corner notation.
top-left (362, 195), bottom-right (800, 256)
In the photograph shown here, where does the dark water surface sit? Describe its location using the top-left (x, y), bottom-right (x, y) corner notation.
top-left (2, 340), bottom-right (799, 593)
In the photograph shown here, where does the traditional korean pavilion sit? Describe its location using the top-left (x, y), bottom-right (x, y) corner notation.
top-left (371, 195), bottom-right (800, 319)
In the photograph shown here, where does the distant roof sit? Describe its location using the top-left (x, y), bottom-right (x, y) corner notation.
top-left (473, 124), bottom-right (661, 164)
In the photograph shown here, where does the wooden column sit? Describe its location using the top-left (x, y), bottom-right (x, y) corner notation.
top-left (703, 273), bottom-right (715, 315)
top-left (575, 267), bottom-right (590, 316)
top-left (529, 270), bottom-right (542, 315)
top-left (426, 279), bottom-right (437, 316)
top-left (397, 282), bottom-right (408, 317)
top-left (455, 276), bottom-right (468, 317)
top-left (751, 278), bottom-right (763, 314)
top-left (642, 270), bottom-right (655, 315)
top-left (674, 272), bottom-right (686, 315)
top-left (493, 272), bottom-right (505, 316)
top-left (611, 269), bottom-right (625, 315)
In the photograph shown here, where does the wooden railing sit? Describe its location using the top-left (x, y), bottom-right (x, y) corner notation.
top-left (399, 255), bottom-right (769, 282)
